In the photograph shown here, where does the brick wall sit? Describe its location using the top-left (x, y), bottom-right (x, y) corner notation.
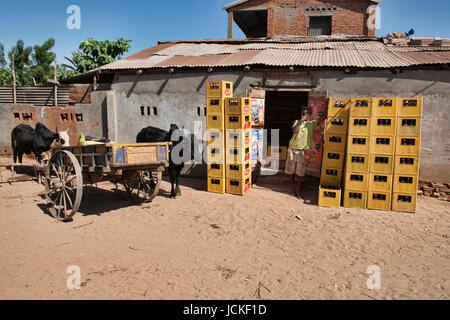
top-left (231, 0), bottom-right (376, 37)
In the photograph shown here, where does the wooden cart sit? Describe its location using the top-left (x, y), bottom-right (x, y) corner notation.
top-left (43, 142), bottom-right (170, 221)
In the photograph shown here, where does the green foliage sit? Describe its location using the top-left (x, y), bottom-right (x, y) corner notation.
top-left (8, 40), bottom-right (33, 86)
top-left (69, 37), bottom-right (131, 73)
top-left (29, 38), bottom-right (57, 86)
top-left (57, 64), bottom-right (78, 81)
top-left (0, 37), bottom-right (131, 84)
top-left (0, 68), bottom-right (13, 86)
top-left (0, 43), bottom-right (6, 67)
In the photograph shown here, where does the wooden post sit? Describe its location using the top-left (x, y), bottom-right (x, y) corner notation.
top-left (54, 59), bottom-right (57, 106)
top-left (12, 54), bottom-right (16, 104)
top-left (228, 11), bottom-right (234, 39)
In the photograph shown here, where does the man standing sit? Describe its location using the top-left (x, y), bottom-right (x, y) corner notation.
top-left (285, 107), bottom-right (327, 199)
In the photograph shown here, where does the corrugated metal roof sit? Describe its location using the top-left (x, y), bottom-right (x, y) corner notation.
top-left (249, 49), bottom-right (365, 67)
top-left (98, 37), bottom-right (450, 71)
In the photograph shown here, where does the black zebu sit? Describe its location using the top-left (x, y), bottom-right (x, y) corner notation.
top-left (11, 122), bottom-right (64, 163)
top-left (137, 124), bottom-right (185, 198)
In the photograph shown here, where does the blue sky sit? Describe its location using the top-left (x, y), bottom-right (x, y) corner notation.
top-left (0, 0), bottom-right (449, 64)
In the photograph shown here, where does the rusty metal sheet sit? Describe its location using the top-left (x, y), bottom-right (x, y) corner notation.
top-left (249, 49), bottom-right (366, 67)
top-left (154, 43), bottom-right (239, 56)
top-left (394, 51), bottom-right (450, 65)
top-left (155, 50), bottom-right (261, 68)
top-left (98, 37), bottom-right (450, 71)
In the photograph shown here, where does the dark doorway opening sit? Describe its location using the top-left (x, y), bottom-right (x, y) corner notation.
top-left (234, 9), bottom-right (268, 38)
top-left (308, 16), bottom-right (332, 36)
top-left (265, 91), bottom-right (310, 146)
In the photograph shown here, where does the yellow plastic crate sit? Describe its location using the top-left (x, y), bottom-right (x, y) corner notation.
top-left (370, 154), bottom-right (394, 174)
top-left (394, 156), bottom-right (419, 175)
top-left (397, 97), bottom-right (423, 117)
top-left (224, 97), bottom-right (251, 115)
top-left (372, 97), bottom-right (397, 116)
top-left (206, 97), bottom-right (225, 115)
top-left (328, 98), bottom-right (350, 118)
top-left (393, 174), bottom-right (418, 194)
top-left (350, 98), bottom-right (372, 117)
top-left (347, 135), bottom-right (370, 154)
top-left (226, 161), bottom-right (251, 180)
top-left (318, 186), bottom-right (342, 208)
top-left (207, 177), bottom-right (226, 194)
top-left (225, 114), bottom-right (251, 130)
top-left (207, 163), bottom-right (225, 178)
top-left (206, 129), bottom-right (224, 147)
top-left (323, 150), bottom-right (345, 169)
top-left (348, 117), bottom-right (371, 136)
top-left (396, 136), bottom-right (421, 156)
top-left (320, 166), bottom-right (343, 186)
top-left (226, 177), bottom-right (251, 196)
top-left (367, 191), bottom-right (391, 211)
top-left (346, 153), bottom-right (370, 173)
top-left (225, 129), bottom-right (251, 148)
top-left (207, 114), bottom-right (225, 131)
top-left (268, 145), bottom-right (288, 161)
top-left (324, 134), bottom-right (347, 152)
top-left (206, 81), bottom-right (233, 98)
top-left (397, 117), bottom-right (422, 137)
top-left (369, 173), bottom-right (393, 193)
top-left (326, 116), bottom-right (349, 135)
top-left (226, 146), bottom-right (251, 164)
top-left (372, 117), bottom-right (396, 136)
top-left (371, 136), bottom-right (395, 155)
top-left (343, 190), bottom-right (367, 209)
top-left (392, 193), bottom-right (417, 213)
top-left (344, 172), bottom-right (368, 192)
top-left (206, 146), bottom-right (225, 165)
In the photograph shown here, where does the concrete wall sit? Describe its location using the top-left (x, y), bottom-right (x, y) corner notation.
top-left (106, 69), bottom-right (450, 183)
top-left (0, 90), bottom-right (106, 157)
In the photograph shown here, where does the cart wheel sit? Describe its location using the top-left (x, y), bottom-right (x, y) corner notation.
top-left (124, 171), bottom-right (161, 203)
top-left (44, 150), bottom-right (83, 221)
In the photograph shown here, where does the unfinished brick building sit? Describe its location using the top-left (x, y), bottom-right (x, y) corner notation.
top-left (224, 0), bottom-right (380, 38)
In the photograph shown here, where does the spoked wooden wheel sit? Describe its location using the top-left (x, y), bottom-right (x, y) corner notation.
top-left (124, 171), bottom-right (161, 203)
top-left (44, 150), bottom-right (83, 221)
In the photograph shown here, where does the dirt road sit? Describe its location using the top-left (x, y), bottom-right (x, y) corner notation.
top-left (0, 175), bottom-right (449, 300)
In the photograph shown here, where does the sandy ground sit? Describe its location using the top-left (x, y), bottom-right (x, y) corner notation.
top-left (0, 170), bottom-right (449, 300)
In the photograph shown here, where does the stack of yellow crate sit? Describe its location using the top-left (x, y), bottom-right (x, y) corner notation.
top-left (392, 98), bottom-right (423, 213)
top-left (206, 81), bottom-right (233, 194)
top-left (343, 98), bottom-right (373, 209)
top-left (318, 98), bottom-right (350, 207)
top-left (224, 97), bottom-right (252, 196)
top-left (367, 98), bottom-right (398, 211)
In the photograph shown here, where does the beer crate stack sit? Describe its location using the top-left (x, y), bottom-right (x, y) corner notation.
top-left (318, 98), bottom-right (350, 207)
top-left (206, 81), bottom-right (233, 194)
top-left (342, 98), bottom-right (373, 209)
top-left (391, 98), bottom-right (423, 213)
top-left (366, 98), bottom-right (398, 211)
top-left (224, 97), bottom-right (252, 196)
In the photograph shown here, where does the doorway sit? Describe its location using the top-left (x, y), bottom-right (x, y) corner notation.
top-left (264, 91), bottom-right (310, 146)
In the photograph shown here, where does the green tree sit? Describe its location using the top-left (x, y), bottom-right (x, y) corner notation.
top-left (29, 38), bottom-right (57, 86)
top-left (0, 43), bottom-right (6, 67)
top-left (63, 37), bottom-right (131, 74)
top-left (8, 40), bottom-right (33, 86)
top-left (0, 43), bottom-right (12, 86)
